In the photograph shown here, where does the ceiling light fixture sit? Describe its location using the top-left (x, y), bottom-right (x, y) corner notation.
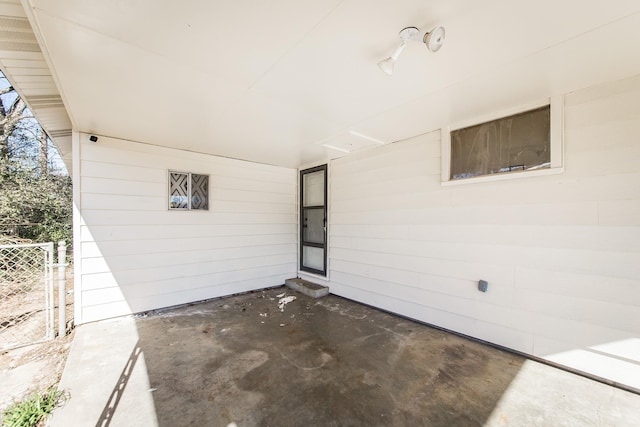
top-left (377, 26), bottom-right (445, 76)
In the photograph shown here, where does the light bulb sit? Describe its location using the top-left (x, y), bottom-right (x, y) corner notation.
top-left (377, 58), bottom-right (395, 76)
top-left (378, 40), bottom-right (406, 76)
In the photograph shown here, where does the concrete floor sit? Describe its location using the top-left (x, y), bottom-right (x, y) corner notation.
top-left (50, 287), bottom-right (640, 426)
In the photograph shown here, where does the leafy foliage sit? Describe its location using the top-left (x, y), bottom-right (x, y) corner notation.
top-left (1, 388), bottom-right (65, 427)
top-left (0, 159), bottom-right (72, 244)
top-left (0, 72), bottom-right (72, 246)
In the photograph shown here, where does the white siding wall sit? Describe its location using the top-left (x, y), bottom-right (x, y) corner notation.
top-left (75, 134), bottom-right (296, 323)
top-left (327, 76), bottom-right (640, 390)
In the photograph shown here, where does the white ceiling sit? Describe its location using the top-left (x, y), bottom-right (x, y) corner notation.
top-left (17, 0), bottom-right (640, 168)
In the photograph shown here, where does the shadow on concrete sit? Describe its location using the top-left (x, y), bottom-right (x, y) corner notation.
top-left (53, 287), bottom-right (640, 426)
top-left (95, 341), bottom-right (142, 427)
top-left (133, 289), bottom-right (526, 426)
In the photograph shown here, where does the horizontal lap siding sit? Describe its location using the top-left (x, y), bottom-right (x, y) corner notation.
top-left (77, 134), bottom-right (296, 322)
top-left (328, 76), bottom-right (640, 390)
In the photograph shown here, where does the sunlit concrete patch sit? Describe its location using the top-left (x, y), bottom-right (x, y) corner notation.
top-left (485, 360), bottom-right (639, 426)
top-left (49, 316), bottom-right (158, 427)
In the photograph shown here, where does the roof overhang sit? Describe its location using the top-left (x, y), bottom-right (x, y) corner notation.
top-left (0, 1), bottom-right (72, 172)
top-left (2, 1), bottom-right (640, 169)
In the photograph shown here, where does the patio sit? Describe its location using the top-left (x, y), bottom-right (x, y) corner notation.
top-left (49, 287), bottom-right (639, 426)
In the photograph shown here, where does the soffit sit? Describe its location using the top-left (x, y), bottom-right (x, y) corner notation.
top-left (0, 0), bottom-right (72, 172)
top-left (17, 0), bottom-right (640, 168)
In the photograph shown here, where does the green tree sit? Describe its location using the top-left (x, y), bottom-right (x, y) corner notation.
top-left (0, 72), bottom-right (72, 245)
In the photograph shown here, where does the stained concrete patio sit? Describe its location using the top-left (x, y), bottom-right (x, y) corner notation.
top-left (49, 287), bottom-right (639, 426)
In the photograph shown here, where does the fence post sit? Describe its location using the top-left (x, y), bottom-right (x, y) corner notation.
top-left (57, 240), bottom-right (67, 337)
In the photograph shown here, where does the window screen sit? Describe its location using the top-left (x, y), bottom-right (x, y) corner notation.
top-left (450, 105), bottom-right (550, 180)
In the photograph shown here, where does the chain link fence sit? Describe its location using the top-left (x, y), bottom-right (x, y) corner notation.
top-left (0, 240), bottom-right (57, 351)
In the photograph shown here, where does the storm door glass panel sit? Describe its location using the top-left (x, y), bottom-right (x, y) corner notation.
top-left (303, 208), bottom-right (324, 244)
top-left (303, 171), bottom-right (325, 207)
top-left (169, 172), bottom-right (188, 209)
top-left (300, 165), bottom-right (327, 276)
top-left (191, 174), bottom-right (209, 210)
top-left (302, 246), bottom-right (324, 271)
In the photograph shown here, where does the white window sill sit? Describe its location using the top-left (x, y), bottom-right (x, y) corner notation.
top-left (441, 166), bottom-right (564, 186)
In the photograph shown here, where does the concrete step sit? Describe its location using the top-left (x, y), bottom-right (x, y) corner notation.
top-left (285, 278), bottom-right (329, 299)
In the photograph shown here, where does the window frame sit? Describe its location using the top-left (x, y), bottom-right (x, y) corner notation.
top-left (168, 170), bottom-right (209, 211)
top-left (441, 96), bottom-right (564, 186)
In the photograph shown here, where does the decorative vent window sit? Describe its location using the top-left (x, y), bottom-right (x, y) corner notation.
top-left (169, 171), bottom-right (209, 210)
top-left (449, 105), bottom-right (552, 181)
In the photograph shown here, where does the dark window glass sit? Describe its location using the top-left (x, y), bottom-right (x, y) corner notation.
top-left (191, 174), bottom-right (209, 210)
top-left (450, 106), bottom-right (550, 180)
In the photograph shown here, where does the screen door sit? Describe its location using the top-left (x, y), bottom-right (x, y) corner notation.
top-left (300, 165), bottom-right (327, 275)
